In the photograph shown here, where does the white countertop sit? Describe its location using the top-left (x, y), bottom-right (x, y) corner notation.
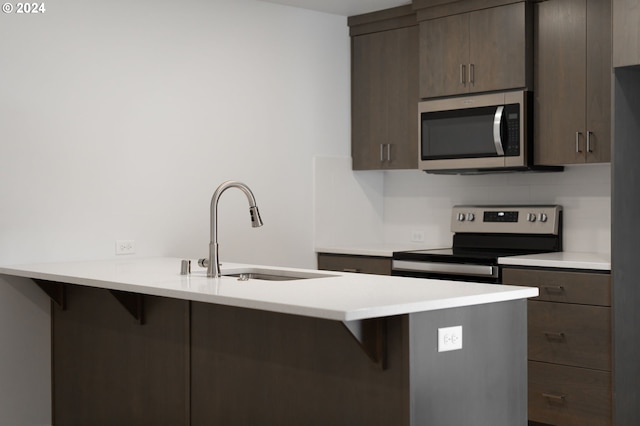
top-left (498, 251), bottom-right (611, 271)
top-left (317, 244), bottom-right (611, 272)
top-left (0, 257), bottom-right (537, 321)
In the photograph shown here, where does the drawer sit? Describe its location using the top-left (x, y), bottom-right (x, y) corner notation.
top-left (528, 301), bottom-right (611, 371)
top-left (502, 268), bottom-right (611, 306)
top-left (317, 253), bottom-right (392, 276)
top-left (528, 361), bottom-right (611, 426)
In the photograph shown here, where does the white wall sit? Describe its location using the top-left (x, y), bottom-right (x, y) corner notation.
top-left (315, 158), bottom-right (611, 254)
top-left (382, 164), bottom-right (611, 253)
top-left (0, 1), bottom-right (350, 423)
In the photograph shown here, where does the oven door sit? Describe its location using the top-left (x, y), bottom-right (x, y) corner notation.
top-left (392, 259), bottom-right (500, 284)
top-left (419, 90), bottom-right (528, 172)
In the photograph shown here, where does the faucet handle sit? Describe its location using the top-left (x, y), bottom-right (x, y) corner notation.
top-left (180, 259), bottom-right (191, 275)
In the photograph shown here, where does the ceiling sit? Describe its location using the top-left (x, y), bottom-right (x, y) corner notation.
top-left (258, 0), bottom-right (411, 16)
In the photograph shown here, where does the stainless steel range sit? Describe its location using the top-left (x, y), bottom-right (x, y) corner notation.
top-left (392, 205), bottom-right (563, 283)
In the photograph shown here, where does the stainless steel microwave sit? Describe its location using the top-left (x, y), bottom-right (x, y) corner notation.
top-left (419, 90), bottom-right (546, 174)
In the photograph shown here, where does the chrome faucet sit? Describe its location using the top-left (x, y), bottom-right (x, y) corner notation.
top-left (207, 181), bottom-right (263, 278)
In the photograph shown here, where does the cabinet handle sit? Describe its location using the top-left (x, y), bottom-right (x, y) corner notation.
top-left (587, 131), bottom-right (593, 153)
top-left (544, 331), bottom-right (566, 341)
top-left (575, 132), bottom-right (582, 153)
top-left (542, 393), bottom-right (566, 403)
top-left (342, 268), bottom-right (361, 273)
top-left (460, 64), bottom-right (466, 85)
top-left (469, 63), bottom-right (474, 85)
top-left (542, 285), bottom-right (565, 294)
top-left (380, 144), bottom-right (391, 162)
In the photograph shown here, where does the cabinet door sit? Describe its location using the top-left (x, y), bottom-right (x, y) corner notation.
top-left (317, 253), bottom-right (392, 275)
top-left (529, 361), bottom-right (612, 426)
top-left (535, 0), bottom-right (611, 166)
top-left (534, 0), bottom-right (587, 165)
top-left (528, 301), bottom-right (612, 371)
top-left (352, 26), bottom-right (418, 170)
top-left (613, 0), bottom-right (640, 67)
top-left (469, 2), bottom-right (528, 94)
top-left (419, 13), bottom-right (469, 99)
top-left (352, 31), bottom-right (390, 170)
top-left (585, 0), bottom-right (612, 163)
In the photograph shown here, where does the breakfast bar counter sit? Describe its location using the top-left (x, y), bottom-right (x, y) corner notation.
top-left (0, 257), bottom-right (537, 426)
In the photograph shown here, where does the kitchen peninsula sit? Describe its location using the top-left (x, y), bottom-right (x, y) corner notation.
top-left (0, 257), bottom-right (537, 426)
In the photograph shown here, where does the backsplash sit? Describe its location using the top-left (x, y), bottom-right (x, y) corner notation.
top-left (315, 156), bottom-right (611, 254)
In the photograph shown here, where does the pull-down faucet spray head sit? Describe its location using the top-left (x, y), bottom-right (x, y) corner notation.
top-left (249, 205), bottom-right (263, 228)
top-left (208, 181), bottom-right (263, 278)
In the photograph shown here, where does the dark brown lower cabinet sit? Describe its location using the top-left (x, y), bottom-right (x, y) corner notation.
top-left (52, 285), bottom-right (190, 426)
top-left (503, 267), bottom-right (612, 426)
top-left (528, 361), bottom-right (611, 426)
top-left (190, 302), bottom-right (409, 426)
top-left (50, 283), bottom-right (528, 426)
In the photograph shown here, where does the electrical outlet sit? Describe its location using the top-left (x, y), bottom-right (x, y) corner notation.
top-left (411, 230), bottom-right (425, 243)
top-left (438, 325), bottom-right (463, 352)
top-left (115, 240), bottom-right (136, 255)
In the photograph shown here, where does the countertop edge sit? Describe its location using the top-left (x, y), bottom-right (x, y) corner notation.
top-left (0, 258), bottom-right (539, 321)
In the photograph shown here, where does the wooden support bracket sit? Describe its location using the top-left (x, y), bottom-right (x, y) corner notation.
top-left (33, 279), bottom-right (66, 310)
top-left (342, 318), bottom-right (387, 369)
top-left (108, 290), bottom-right (144, 325)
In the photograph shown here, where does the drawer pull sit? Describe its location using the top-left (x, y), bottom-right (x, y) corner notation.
top-left (542, 393), bottom-right (566, 404)
top-left (542, 285), bottom-right (565, 294)
top-left (342, 268), bottom-right (361, 273)
top-left (544, 332), bottom-right (566, 341)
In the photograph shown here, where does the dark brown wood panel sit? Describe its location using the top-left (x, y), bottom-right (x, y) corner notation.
top-left (414, 0), bottom-right (523, 21)
top-left (585, 0), bottom-right (612, 163)
top-left (352, 30), bottom-right (388, 170)
top-left (469, 2), bottom-right (530, 93)
top-left (317, 253), bottom-right (392, 275)
top-left (528, 361), bottom-right (612, 426)
top-left (534, 0), bottom-right (587, 165)
top-left (351, 21), bottom-right (418, 170)
top-left (420, 14), bottom-right (469, 99)
top-left (348, 4), bottom-right (417, 36)
top-left (419, 13), bottom-right (469, 98)
top-left (52, 285), bottom-right (190, 426)
top-left (534, 0), bottom-right (612, 165)
top-left (613, 0), bottom-right (640, 67)
top-left (528, 301), bottom-right (612, 371)
top-left (419, 2), bottom-right (530, 99)
top-left (190, 302), bottom-right (409, 426)
top-left (502, 267), bottom-right (611, 306)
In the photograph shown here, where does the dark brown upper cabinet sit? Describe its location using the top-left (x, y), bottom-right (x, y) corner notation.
top-left (613, 0), bottom-right (640, 67)
top-left (350, 6), bottom-right (419, 170)
top-left (534, 0), bottom-right (612, 165)
top-left (418, 2), bottom-right (531, 99)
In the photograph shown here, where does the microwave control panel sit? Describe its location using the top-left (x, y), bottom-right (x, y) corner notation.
top-left (504, 104), bottom-right (520, 157)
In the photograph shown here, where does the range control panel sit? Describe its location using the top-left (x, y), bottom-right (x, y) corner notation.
top-left (450, 205), bottom-right (562, 235)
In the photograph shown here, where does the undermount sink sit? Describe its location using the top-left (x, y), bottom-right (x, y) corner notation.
top-left (222, 268), bottom-right (334, 282)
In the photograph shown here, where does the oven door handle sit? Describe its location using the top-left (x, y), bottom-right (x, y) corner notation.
top-left (493, 105), bottom-right (505, 156)
top-left (392, 260), bottom-right (498, 278)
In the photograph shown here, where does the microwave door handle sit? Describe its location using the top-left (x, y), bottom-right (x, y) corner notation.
top-left (493, 106), bottom-right (505, 156)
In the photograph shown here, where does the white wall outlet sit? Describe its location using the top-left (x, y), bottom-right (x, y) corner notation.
top-left (115, 240), bottom-right (136, 255)
top-left (438, 325), bottom-right (463, 352)
top-left (411, 230), bottom-right (425, 243)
